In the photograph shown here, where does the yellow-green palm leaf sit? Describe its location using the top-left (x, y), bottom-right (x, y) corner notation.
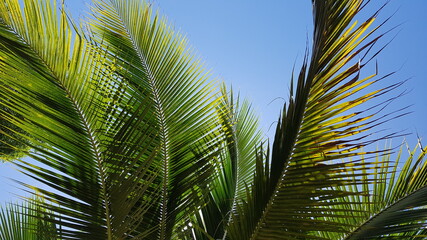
top-left (225, 1), bottom-right (408, 239)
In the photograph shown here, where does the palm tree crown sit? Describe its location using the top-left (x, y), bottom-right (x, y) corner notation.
top-left (1, 0), bottom-right (426, 239)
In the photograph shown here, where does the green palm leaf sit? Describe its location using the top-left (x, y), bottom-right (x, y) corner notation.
top-left (0, 198), bottom-right (58, 240)
top-left (1, 0), bottom-right (223, 239)
top-left (89, 1), bottom-right (225, 238)
top-left (188, 85), bottom-right (264, 239)
top-left (0, 0), bottom-right (128, 238)
top-left (225, 0), bottom-right (407, 239)
top-left (340, 143), bottom-right (427, 239)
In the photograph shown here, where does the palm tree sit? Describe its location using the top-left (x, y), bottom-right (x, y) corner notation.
top-left (1, 0), bottom-right (426, 239)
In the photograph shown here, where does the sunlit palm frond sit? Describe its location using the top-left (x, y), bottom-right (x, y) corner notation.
top-left (336, 142), bottom-right (427, 239)
top-left (219, 85), bottom-right (265, 202)
top-left (225, 0), bottom-right (407, 239)
top-left (0, 0), bottom-right (122, 238)
top-left (88, 0), bottom-right (224, 238)
top-left (0, 0), bottom-right (177, 239)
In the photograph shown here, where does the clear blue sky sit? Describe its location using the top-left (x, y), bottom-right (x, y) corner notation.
top-left (1, 0), bottom-right (427, 205)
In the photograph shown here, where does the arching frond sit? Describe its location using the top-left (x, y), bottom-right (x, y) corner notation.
top-left (0, 0), bottom-right (223, 239)
top-left (188, 84), bottom-right (264, 239)
top-left (88, 1), bottom-right (225, 238)
top-left (225, 1), bottom-right (407, 239)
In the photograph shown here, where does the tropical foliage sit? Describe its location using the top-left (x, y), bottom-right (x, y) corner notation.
top-left (0, 86), bottom-right (28, 160)
top-left (0, 197), bottom-right (58, 239)
top-left (0, 0), bottom-right (426, 239)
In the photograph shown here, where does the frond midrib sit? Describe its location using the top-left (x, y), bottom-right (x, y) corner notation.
top-left (0, 18), bottom-right (113, 239)
top-left (221, 118), bottom-right (240, 240)
top-left (249, 119), bottom-right (304, 238)
top-left (108, 3), bottom-right (171, 239)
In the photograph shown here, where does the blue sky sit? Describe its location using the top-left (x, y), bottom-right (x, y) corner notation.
top-left (151, 0), bottom-right (427, 140)
top-left (1, 0), bottom-right (427, 205)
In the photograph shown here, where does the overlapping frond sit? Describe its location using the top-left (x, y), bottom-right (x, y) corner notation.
top-left (225, 0), bottom-right (406, 239)
top-left (338, 142), bottom-right (427, 239)
top-left (187, 85), bottom-right (263, 239)
top-left (0, 198), bottom-right (58, 240)
top-left (88, 0), bottom-right (224, 238)
top-left (218, 86), bottom-right (264, 202)
top-left (0, 0), bottom-right (126, 238)
top-left (0, 0), bottom-right (109, 238)
top-left (313, 141), bottom-right (427, 239)
top-left (1, 0), bottom-right (223, 239)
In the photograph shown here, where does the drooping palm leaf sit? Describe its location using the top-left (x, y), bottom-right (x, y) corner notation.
top-left (0, 0), bottom-right (125, 238)
top-left (225, 1), bottom-right (407, 239)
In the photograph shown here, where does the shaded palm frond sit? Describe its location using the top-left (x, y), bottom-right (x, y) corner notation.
top-left (88, 0), bottom-right (226, 237)
top-left (0, 0), bottom-right (121, 238)
top-left (187, 84), bottom-right (264, 239)
top-left (0, 197), bottom-right (58, 240)
top-left (0, 100), bottom-right (29, 161)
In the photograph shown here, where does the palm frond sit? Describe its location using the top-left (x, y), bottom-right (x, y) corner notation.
top-left (340, 142), bottom-right (427, 239)
top-left (0, 0), bottom-right (121, 238)
top-left (0, 197), bottom-right (58, 240)
top-left (226, 0), bottom-right (407, 239)
top-left (188, 84), bottom-right (264, 239)
top-left (1, 0), bottom-right (219, 238)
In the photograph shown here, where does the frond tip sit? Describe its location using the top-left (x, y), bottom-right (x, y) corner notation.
top-left (226, 0), bottom-right (410, 239)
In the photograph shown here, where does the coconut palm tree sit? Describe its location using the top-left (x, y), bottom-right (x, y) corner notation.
top-left (1, 0), bottom-right (427, 239)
